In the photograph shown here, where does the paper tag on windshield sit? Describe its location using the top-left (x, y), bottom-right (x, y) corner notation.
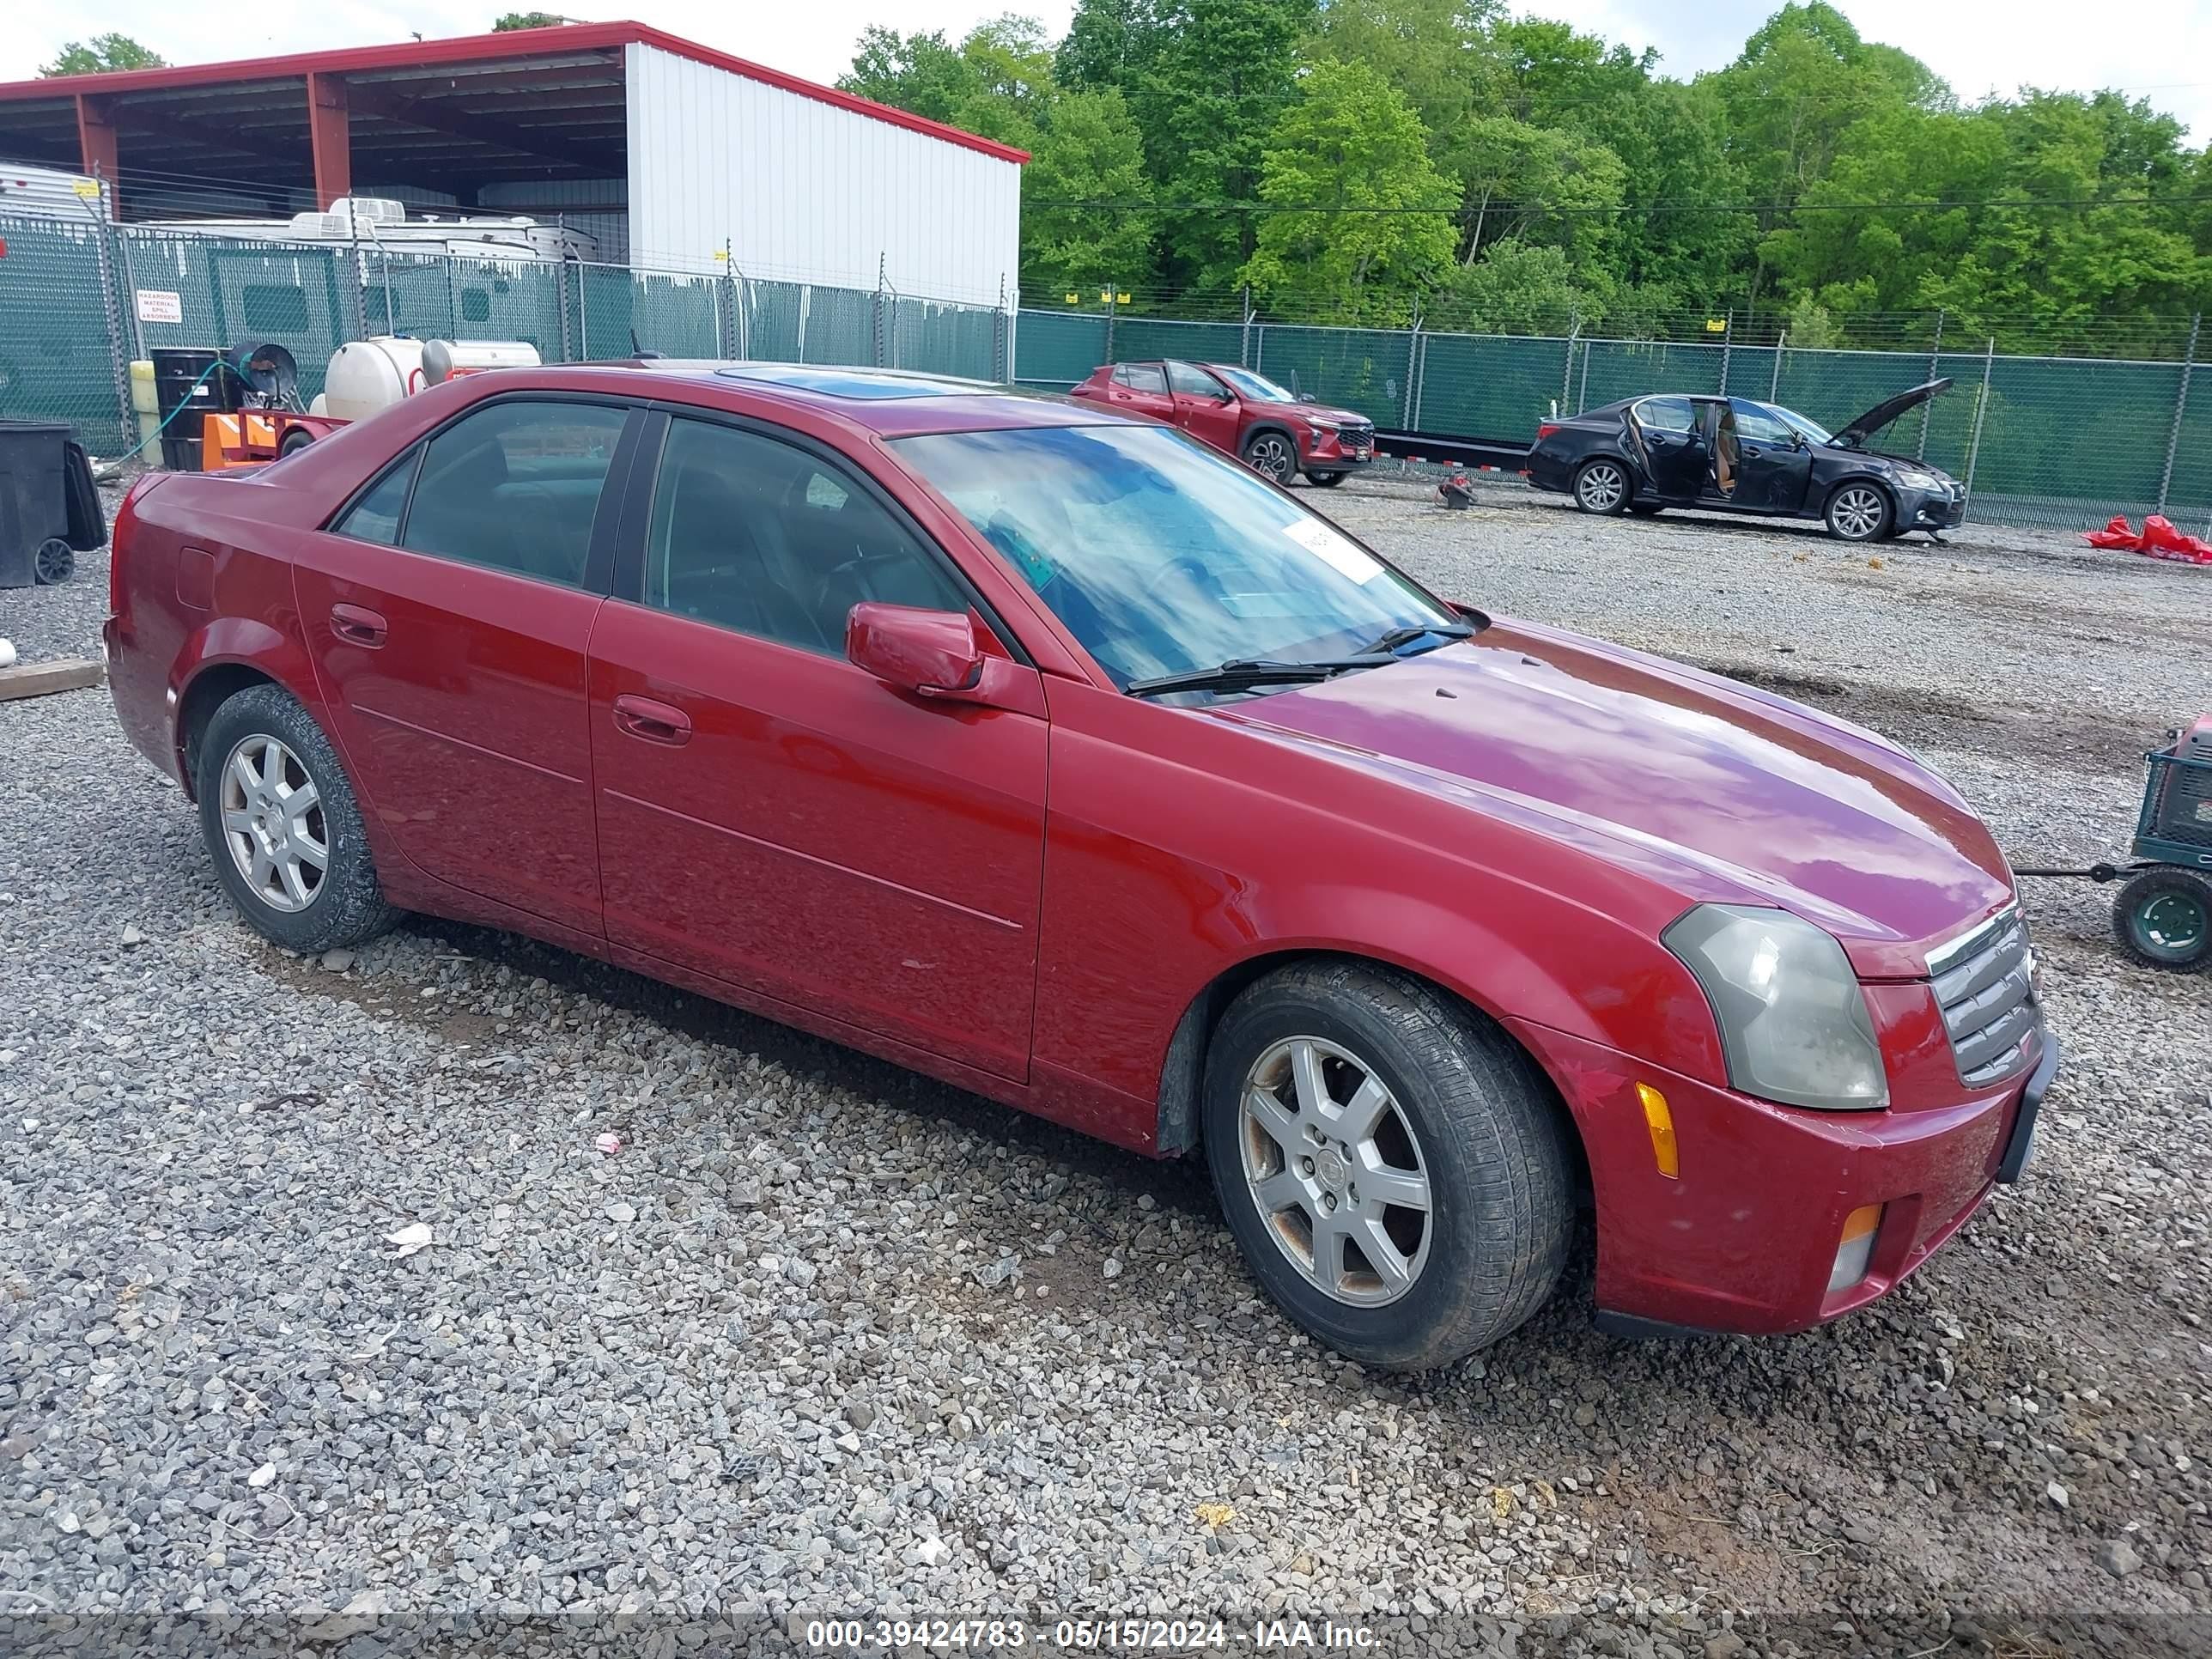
top-left (1283, 517), bottom-right (1383, 584)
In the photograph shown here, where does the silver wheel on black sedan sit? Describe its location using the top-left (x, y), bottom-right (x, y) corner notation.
top-left (217, 733), bottom-right (327, 913)
top-left (1573, 459), bottom-right (1629, 514)
top-left (1238, 1035), bottom-right (1432, 1307)
top-left (1826, 483), bottom-right (1891, 541)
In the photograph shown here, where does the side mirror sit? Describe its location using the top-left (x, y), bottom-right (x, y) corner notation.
top-left (846, 602), bottom-right (986, 698)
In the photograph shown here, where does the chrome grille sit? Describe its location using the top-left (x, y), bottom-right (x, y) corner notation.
top-left (1927, 905), bottom-right (2040, 1088)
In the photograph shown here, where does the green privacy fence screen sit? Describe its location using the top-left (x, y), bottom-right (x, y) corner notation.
top-left (0, 211), bottom-right (1006, 459)
top-left (1011, 307), bottom-right (2212, 534)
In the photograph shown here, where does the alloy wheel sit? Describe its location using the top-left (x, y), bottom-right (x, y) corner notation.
top-left (1577, 462), bottom-right (1626, 512)
top-left (1237, 1036), bottom-right (1433, 1307)
top-left (1248, 434), bottom-right (1295, 483)
top-left (218, 733), bottom-right (329, 913)
top-left (1831, 484), bottom-right (1887, 539)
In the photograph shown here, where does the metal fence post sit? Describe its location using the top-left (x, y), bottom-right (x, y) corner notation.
top-left (2155, 313), bottom-right (2198, 517)
top-left (872, 253), bottom-right (888, 368)
top-left (1103, 285), bottom-right (1117, 365)
top-left (1560, 313), bottom-right (1579, 413)
top-left (1961, 337), bottom-right (1996, 508)
top-left (1917, 308), bottom-right (1944, 459)
top-left (1401, 301), bottom-right (1420, 428)
top-left (1770, 329), bottom-right (1786, 401)
top-left (576, 261), bottom-right (589, 359)
top-left (1717, 312), bottom-right (1733, 397)
top-left (556, 256), bottom-right (574, 362)
top-left (993, 275), bottom-right (1010, 381)
top-left (1576, 336), bottom-right (1591, 415)
top-left (1412, 331), bottom-right (1429, 431)
top-left (344, 213), bottom-right (368, 342)
top-left (718, 238), bottom-right (737, 358)
top-left (1241, 285), bottom-right (1254, 368)
top-left (88, 183), bottom-right (133, 449)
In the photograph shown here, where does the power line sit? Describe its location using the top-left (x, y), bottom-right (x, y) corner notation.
top-left (1029, 192), bottom-right (2212, 217)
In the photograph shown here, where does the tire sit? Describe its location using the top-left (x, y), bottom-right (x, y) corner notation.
top-left (1243, 429), bottom-right (1298, 486)
top-left (1626, 501), bottom-right (1664, 516)
top-left (1304, 470), bottom-right (1346, 488)
top-left (2112, 869), bottom-right (2211, 972)
top-left (1825, 481), bottom-right (1893, 542)
top-left (1201, 959), bottom-right (1571, 1370)
top-left (278, 427), bottom-right (318, 458)
top-left (1572, 459), bottom-right (1630, 515)
top-left (195, 684), bottom-right (398, 954)
top-left (33, 538), bottom-right (74, 584)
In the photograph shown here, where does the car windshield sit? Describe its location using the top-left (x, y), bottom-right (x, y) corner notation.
top-left (1759, 403), bottom-right (1834, 445)
top-left (1209, 366), bottom-right (1299, 404)
top-left (890, 423), bottom-right (1460, 690)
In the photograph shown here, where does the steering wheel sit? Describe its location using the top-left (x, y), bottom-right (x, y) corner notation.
top-left (1140, 552), bottom-right (1221, 605)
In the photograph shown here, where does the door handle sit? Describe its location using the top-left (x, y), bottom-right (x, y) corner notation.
top-left (612, 693), bottom-right (692, 746)
top-left (330, 603), bottom-right (387, 647)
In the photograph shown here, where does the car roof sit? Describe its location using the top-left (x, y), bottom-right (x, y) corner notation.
top-left (553, 360), bottom-right (1140, 436)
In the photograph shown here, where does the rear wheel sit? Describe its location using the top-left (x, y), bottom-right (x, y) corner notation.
top-left (2113, 870), bottom-right (2211, 971)
top-left (1572, 459), bottom-right (1630, 515)
top-left (196, 684), bottom-right (398, 954)
top-left (1243, 430), bottom-right (1297, 485)
top-left (1304, 470), bottom-right (1346, 488)
top-left (1202, 960), bottom-right (1571, 1370)
top-left (1825, 482), bottom-right (1893, 542)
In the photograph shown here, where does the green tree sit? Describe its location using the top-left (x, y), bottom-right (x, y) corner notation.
top-left (40, 33), bottom-right (166, 76)
top-left (1239, 58), bottom-right (1456, 322)
top-left (1304, 0), bottom-right (1498, 161)
top-left (493, 13), bottom-right (570, 29)
top-left (1022, 87), bottom-right (1156, 295)
top-left (1436, 240), bottom-right (1606, 332)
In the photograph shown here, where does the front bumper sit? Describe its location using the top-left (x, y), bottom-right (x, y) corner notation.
top-left (1302, 430), bottom-right (1375, 472)
top-left (1509, 1018), bottom-right (2057, 1338)
top-left (1898, 483), bottom-right (1968, 530)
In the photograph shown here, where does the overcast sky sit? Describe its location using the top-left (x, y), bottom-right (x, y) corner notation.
top-left (3, 1), bottom-right (2205, 143)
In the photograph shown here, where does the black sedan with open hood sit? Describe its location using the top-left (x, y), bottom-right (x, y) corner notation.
top-left (1525, 380), bottom-right (1962, 541)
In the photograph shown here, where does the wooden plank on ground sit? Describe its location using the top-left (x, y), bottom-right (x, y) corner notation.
top-left (0, 657), bottom-right (105, 702)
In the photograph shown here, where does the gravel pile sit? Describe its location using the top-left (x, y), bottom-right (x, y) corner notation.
top-left (0, 477), bottom-right (2206, 1656)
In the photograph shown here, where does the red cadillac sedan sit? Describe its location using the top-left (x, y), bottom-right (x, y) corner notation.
top-left (105, 362), bottom-right (2056, 1370)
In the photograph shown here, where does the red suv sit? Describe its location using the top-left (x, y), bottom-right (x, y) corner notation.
top-left (1070, 359), bottom-right (1376, 487)
top-left (106, 362), bottom-right (2053, 1370)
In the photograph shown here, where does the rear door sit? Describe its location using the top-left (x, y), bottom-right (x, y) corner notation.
top-left (1099, 362), bottom-right (1177, 423)
top-left (1627, 396), bottom-right (1708, 500)
top-left (1167, 361), bottom-right (1243, 455)
top-left (586, 409), bottom-right (1049, 1080)
top-left (290, 395), bottom-right (640, 936)
top-left (1727, 399), bottom-right (1814, 513)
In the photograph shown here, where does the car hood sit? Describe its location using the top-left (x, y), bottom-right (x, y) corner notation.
top-left (1256, 400), bottom-right (1370, 426)
top-left (1833, 378), bottom-right (1952, 447)
top-left (1224, 620), bottom-right (2012, 979)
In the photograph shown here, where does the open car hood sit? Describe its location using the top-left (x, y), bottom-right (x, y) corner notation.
top-left (1835, 378), bottom-right (1952, 447)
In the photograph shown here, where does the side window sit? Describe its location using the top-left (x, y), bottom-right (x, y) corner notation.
top-left (332, 448), bottom-right (416, 546)
top-left (1167, 362), bottom-right (1225, 399)
top-left (1634, 396), bottom-right (1696, 434)
top-left (641, 418), bottom-right (964, 654)
top-left (1110, 364), bottom-right (1133, 387)
top-left (1730, 400), bottom-right (1794, 443)
top-left (1122, 362), bottom-right (1169, 395)
top-left (401, 399), bottom-right (628, 587)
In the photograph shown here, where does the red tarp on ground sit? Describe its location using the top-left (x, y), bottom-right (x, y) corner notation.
top-left (2082, 514), bottom-right (2212, 564)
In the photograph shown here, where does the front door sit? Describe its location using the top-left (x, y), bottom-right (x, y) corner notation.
top-left (1167, 361), bottom-right (1243, 455)
top-left (587, 411), bottom-right (1049, 1080)
top-left (1628, 396), bottom-right (1709, 500)
top-left (291, 396), bottom-right (637, 936)
top-left (1727, 398), bottom-right (1815, 513)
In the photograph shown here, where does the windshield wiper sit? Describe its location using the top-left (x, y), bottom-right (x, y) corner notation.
top-left (1125, 655), bottom-right (1392, 699)
top-left (1357, 619), bottom-right (1474, 657)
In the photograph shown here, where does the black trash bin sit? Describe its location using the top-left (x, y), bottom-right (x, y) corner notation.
top-left (151, 346), bottom-right (238, 473)
top-left (0, 419), bottom-right (76, 587)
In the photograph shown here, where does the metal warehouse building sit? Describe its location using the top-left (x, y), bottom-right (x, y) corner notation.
top-left (0, 21), bottom-right (1024, 307)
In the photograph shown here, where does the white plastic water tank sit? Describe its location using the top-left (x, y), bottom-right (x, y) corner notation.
top-left (421, 339), bottom-right (541, 382)
top-left (324, 337), bottom-right (427, 422)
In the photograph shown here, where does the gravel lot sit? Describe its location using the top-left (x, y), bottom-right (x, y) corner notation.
top-left (2, 475), bottom-right (2208, 1657)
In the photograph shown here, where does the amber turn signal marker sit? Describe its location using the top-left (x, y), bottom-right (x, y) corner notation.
top-left (1839, 1203), bottom-right (1883, 1243)
top-left (1636, 1083), bottom-right (1679, 1179)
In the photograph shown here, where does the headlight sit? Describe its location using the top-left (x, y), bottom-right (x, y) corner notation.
top-left (1307, 416), bottom-right (1340, 433)
top-left (1663, 905), bottom-right (1889, 1111)
top-left (1892, 467), bottom-right (1942, 490)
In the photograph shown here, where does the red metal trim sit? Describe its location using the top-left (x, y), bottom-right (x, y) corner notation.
top-left (74, 94), bottom-right (118, 208)
top-left (0, 21), bottom-right (1030, 165)
top-left (307, 73), bottom-right (350, 210)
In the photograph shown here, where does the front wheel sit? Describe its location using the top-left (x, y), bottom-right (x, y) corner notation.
top-left (196, 684), bottom-right (398, 954)
top-left (1572, 459), bottom-right (1630, 515)
top-left (1825, 482), bottom-right (1893, 542)
top-left (1304, 470), bottom-right (1346, 488)
top-left (1202, 960), bottom-right (1572, 1370)
top-left (2113, 869), bottom-right (2211, 971)
top-left (1243, 430), bottom-right (1297, 485)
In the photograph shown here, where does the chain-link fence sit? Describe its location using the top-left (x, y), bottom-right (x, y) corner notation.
top-left (1013, 307), bottom-right (2212, 535)
top-left (0, 210), bottom-right (1009, 459)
